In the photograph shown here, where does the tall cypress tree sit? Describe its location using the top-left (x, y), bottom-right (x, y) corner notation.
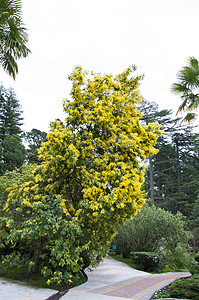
top-left (0, 85), bottom-right (23, 140)
top-left (0, 84), bottom-right (25, 174)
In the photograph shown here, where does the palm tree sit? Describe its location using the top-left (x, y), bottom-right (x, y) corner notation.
top-left (171, 57), bottom-right (199, 122)
top-left (0, 0), bottom-right (30, 79)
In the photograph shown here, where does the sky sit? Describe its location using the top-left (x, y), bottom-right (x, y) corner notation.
top-left (1, 0), bottom-right (199, 133)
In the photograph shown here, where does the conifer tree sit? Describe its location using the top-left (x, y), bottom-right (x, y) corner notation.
top-left (0, 84), bottom-right (24, 174)
top-left (0, 85), bottom-right (23, 139)
top-left (140, 99), bottom-right (199, 216)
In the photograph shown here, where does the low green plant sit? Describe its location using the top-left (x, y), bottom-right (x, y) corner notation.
top-left (153, 285), bottom-right (171, 299)
top-left (162, 243), bottom-right (198, 273)
top-left (169, 275), bottom-right (199, 300)
top-left (153, 275), bottom-right (199, 300)
top-left (161, 265), bottom-right (179, 273)
top-left (0, 251), bottom-right (86, 290)
top-left (131, 252), bottom-right (163, 272)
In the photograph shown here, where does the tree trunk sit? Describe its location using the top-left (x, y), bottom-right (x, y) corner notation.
top-left (175, 138), bottom-right (182, 193)
top-left (157, 164), bottom-right (162, 200)
top-left (149, 156), bottom-right (154, 202)
top-left (32, 237), bottom-right (45, 274)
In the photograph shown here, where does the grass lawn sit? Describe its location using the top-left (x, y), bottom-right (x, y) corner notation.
top-left (110, 254), bottom-right (137, 269)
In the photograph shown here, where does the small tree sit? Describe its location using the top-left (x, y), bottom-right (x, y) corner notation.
top-left (1, 66), bottom-right (161, 285)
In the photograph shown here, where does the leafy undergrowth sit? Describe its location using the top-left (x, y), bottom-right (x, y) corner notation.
top-left (0, 265), bottom-right (87, 290)
top-left (111, 254), bottom-right (189, 274)
top-left (153, 274), bottom-right (199, 300)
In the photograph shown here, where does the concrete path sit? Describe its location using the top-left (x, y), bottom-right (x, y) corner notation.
top-left (0, 256), bottom-right (191, 300)
top-left (0, 276), bottom-right (57, 300)
top-left (62, 256), bottom-right (191, 300)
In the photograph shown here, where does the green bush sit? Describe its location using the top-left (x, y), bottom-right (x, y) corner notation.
top-left (112, 203), bottom-right (191, 260)
top-left (131, 252), bottom-right (163, 272)
top-left (162, 243), bottom-right (198, 274)
top-left (112, 223), bottom-right (133, 258)
top-left (153, 274), bottom-right (199, 299)
top-left (169, 274), bottom-right (199, 300)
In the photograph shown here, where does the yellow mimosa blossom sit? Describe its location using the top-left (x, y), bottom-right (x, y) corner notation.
top-left (2, 65), bottom-right (162, 287)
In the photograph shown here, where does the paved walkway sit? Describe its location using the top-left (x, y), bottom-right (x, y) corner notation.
top-left (0, 256), bottom-right (191, 300)
top-left (0, 277), bottom-right (57, 300)
top-left (63, 256), bottom-right (191, 300)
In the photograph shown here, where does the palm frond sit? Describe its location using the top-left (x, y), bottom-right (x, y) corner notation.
top-left (172, 57), bottom-right (199, 122)
top-left (0, 48), bottom-right (18, 79)
top-left (171, 83), bottom-right (189, 95)
top-left (0, 0), bottom-right (30, 79)
top-left (182, 112), bottom-right (197, 123)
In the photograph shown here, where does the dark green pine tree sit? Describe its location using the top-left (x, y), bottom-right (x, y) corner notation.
top-left (0, 85), bottom-right (23, 139)
top-left (138, 98), bottom-right (182, 202)
top-left (151, 128), bottom-right (199, 215)
top-left (139, 99), bottom-right (199, 217)
top-left (0, 84), bottom-right (25, 174)
top-left (172, 130), bottom-right (199, 215)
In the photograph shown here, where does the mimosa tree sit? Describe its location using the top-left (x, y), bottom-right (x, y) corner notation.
top-left (1, 66), bottom-right (161, 285)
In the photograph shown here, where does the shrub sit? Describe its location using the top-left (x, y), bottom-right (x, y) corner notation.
top-left (162, 243), bottom-right (198, 274)
top-left (112, 222), bottom-right (133, 258)
top-left (112, 203), bottom-right (191, 260)
top-left (169, 275), bottom-right (199, 300)
top-left (131, 252), bottom-right (163, 272)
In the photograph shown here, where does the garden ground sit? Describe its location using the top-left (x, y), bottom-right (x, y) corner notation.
top-left (0, 256), bottom-right (191, 300)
